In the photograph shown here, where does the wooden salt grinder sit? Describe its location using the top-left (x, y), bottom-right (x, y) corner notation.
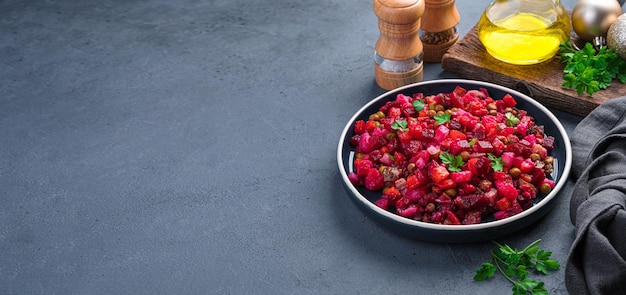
top-left (420, 0), bottom-right (460, 62)
top-left (373, 0), bottom-right (425, 90)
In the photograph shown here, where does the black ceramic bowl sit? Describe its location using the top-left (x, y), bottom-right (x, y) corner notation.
top-left (337, 79), bottom-right (572, 243)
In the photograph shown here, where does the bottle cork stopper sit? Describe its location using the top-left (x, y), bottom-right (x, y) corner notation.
top-left (373, 0), bottom-right (425, 90)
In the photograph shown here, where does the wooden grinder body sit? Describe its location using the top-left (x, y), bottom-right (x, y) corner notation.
top-left (421, 0), bottom-right (460, 62)
top-left (374, 0), bottom-right (425, 90)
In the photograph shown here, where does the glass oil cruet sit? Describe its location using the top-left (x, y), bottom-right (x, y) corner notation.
top-left (477, 0), bottom-right (571, 65)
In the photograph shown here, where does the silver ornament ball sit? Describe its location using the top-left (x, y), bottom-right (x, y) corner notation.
top-left (572, 0), bottom-right (623, 42)
top-left (608, 14), bottom-right (626, 60)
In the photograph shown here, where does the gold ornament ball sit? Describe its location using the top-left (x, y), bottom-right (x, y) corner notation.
top-left (608, 14), bottom-right (626, 60)
top-left (572, 0), bottom-right (623, 41)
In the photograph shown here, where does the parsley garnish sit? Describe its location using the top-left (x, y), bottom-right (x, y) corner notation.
top-left (469, 138), bottom-right (477, 148)
top-left (412, 99), bottom-right (425, 111)
top-left (391, 119), bottom-right (408, 132)
top-left (559, 40), bottom-right (626, 96)
top-left (434, 113), bottom-right (451, 124)
top-left (505, 112), bottom-right (520, 127)
top-left (474, 239), bottom-right (560, 295)
top-left (439, 152), bottom-right (464, 172)
top-left (488, 153), bottom-right (504, 172)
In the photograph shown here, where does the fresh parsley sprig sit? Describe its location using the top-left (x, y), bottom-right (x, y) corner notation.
top-left (391, 119), bottom-right (408, 132)
top-left (412, 99), bottom-right (425, 111)
top-left (559, 40), bottom-right (626, 96)
top-left (434, 113), bottom-right (451, 124)
top-left (474, 239), bottom-right (560, 295)
top-left (440, 152), bottom-right (464, 172)
top-left (505, 112), bottom-right (520, 127)
top-left (488, 153), bottom-right (504, 172)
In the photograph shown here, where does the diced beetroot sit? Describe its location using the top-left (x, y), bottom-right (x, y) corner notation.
top-left (448, 129), bottom-right (467, 140)
top-left (405, 175), bottom-right (419, 190)
top-left (491, 171), bottom-right (512, 182)
top-left (403, 140), bottom-right (422, 157)
top-left (403, 188), bottom-right (423, 202)
top-left (354, 159), bottom-right (374, 177)
top-left (379, 153), bottom-right (394, 166)
top-left (396, 93), bottom-right (411, 104)
top-left (492, 138), bottom-right (505, 155)
top-left (393, 151), bottom-right (405, 164)
top-left (413, 154), bottom-right (428, 169)
top-left (502, 94), bottom-right (517, 107)
top-left (434, 124), bottom-right (450, 143)
top-left (542, 136), bottom-right (555, 151)
top-left (431, 211), bottom-right (445, 223)
top-left (450, 92), bottom-right (466, 109)
top-left (395, 197), bottom-right (410, 210)
top-left (531, 168), bottom-right (546, 186)
top-left (435, 194), bottom-right (452, 211)
top-left (518, 180), bottom-right (537, 199)
top-left (483, 188), bottom-right (498, 207)
top-left (452, 85), bottom-right (467, 97)
top-left (463, 211), bottom-right (482, 225)
top-left (437, 178), bottom-right (456, 190)
top-left (357, 133), bottom-right (374, 153)
top-left (523, 135), bottom-right (536, 145)
top-left (439, 137), bottom-right (456, 150)
top-left (468, 157), bottom-right (492, 177)
top-left (383, 186), bottom-right (402, 201)
top-left (493, 210), bottom-right (509, 220)
top-left (375, 198), bottom-right (389, 210)
top-left (398, 206), bottom-right (418, 218)
top-left (496, 180), bottom-right (518, 200)
top-left (458, 182), bottom-right (477, 195)
top-left (451, 170), bottom-right (473, 183)
top-left (354, 120), bottom-right (366, 134)
top-left (519, 158), bottom-right (535, 174)
top-left (474, 140), bottom-right (494, 153)
top-left (408, 122), bottom-right (423, 139)
top-left (388, 107), bottom-right (402, 119)
top-left (444, 211), bottom-right (461, 225)
top-left (395, 178), bottom-right (406, 191)
top-left (454, 194), bottom-right (490, 211)
top-left (501, 152), bottom-right (515, 169)
top-left (428, 161), bottom-right (450, 183)
top-left (495, 197), bottom-right (510, 211)
top-left (516, 116), bottom-right (532, 136)
top-left (500, 126), bottom-right (515, 136)
top-left (397, 131), bottom-right (412, 144)
top-left (452, 139), bottom-right (471, 154)
top-left (531, 143), bottom-right (547, 159)
top-left (348, 172), bottom-right (360, 185)
top-left (365, 169), bottom-right (384, 190)
top-left (426, 145), bottom-right (441, 157)
top-left (472, 123), bottom-right (486, 139)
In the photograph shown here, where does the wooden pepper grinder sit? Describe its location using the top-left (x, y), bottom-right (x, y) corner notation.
top-left (373, 0), bottom-right (425, 90)
top-left (420, 0), bottom-right (460, 62)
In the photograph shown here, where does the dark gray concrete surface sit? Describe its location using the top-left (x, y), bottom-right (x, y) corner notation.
top-left (1, 0), bottom-right (587, 294)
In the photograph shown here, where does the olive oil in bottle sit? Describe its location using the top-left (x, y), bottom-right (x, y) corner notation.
top-left (477, 0), bottom-right (570, 65)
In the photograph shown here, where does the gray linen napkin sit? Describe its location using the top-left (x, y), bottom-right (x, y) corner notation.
top-left (565, 96), bottom-right (626, 295)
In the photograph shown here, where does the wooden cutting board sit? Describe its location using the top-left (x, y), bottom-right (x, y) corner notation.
top-left (441, 25), bottom-right (626, 117)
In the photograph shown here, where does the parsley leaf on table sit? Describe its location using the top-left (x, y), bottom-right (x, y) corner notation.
top-left (474, 239), bottom-right (560, 295)
top-left (559, 40), bottom-right (626, 96)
